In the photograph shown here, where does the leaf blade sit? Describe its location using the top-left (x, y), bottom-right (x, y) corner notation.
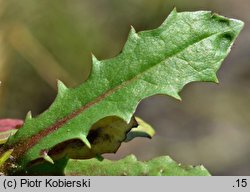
top-left (20, 155), bottom-right (210, 176)
top-left (64, 155), bottom-right (210, 176)
top-left (2, 10), bottom-right (244, 168)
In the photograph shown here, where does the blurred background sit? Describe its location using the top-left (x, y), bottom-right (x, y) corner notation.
top-left (0, 0), bottom-right (249, 175)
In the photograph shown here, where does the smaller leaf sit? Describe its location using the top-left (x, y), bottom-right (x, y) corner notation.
top-left (64, 155), bottom-right (210, 176)
top-left (125, 117), bottom-right (155, 142)
top-left (19, 155), bottom-right (210, 176)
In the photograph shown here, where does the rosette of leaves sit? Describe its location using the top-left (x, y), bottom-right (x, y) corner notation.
top-left (0, 9), bottom-right (243, 175)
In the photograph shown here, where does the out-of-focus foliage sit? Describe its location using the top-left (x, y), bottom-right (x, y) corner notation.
top-left (23, 155), bottom-right (210, 176)
top-left (0, 0), bottom-right (249, 175)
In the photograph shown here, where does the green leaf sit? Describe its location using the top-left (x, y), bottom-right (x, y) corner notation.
top-left (22, 155), bottom-right (210, 176)
top-left (1, 10), bottom-right (244, 170)
top-left (65, 155), bottom-right (210, 176)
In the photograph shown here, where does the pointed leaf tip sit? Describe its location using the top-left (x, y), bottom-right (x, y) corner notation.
top-left (57, 80), bottom-right (68, 96)
top-left (125, 117), bottom-right (155, 142)
top-left (161, 8), bottom-right (178, 27)
top-left (25, 111), bottom-right (32, 121)
top-left (172, 7), bottom-right (177, 13)
top-left (90, 54), bottom-right (101, 75)
top-left (214, 76), bottom-right (219, 84)
top-left (42, 154), bottom-right (54, 164)
top-left (79, 134), bottom-right (91, 149)
top-left (130, 25), bottom-right (136, 33)
top-left (91, 53), bottom-right (99, 64)
top-left (129, 25), bottom-right (139, 39)
top-left (170, 92), bottom-right (182, 101)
